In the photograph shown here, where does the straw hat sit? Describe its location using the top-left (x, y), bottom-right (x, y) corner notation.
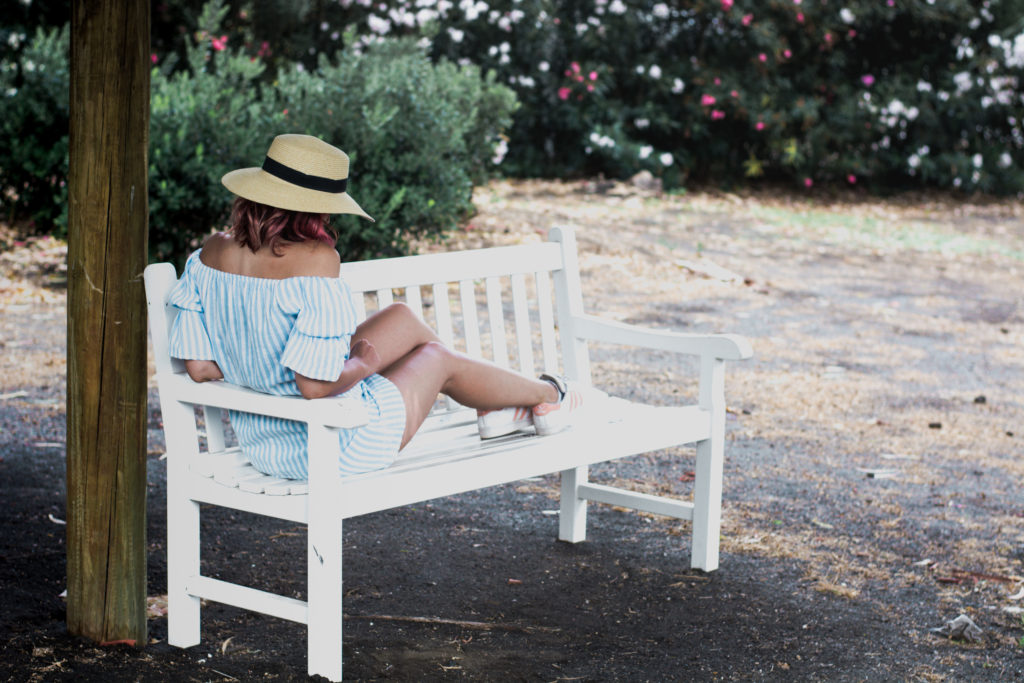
top-left (222, 134), bottom-right (373, 220)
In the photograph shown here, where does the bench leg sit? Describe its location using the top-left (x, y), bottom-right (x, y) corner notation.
top-left (166, 496), bottom-right (201, 647)
top-left (691, 438), bottom-right (723, 571)
top-left (559, 465), bottom-right (588, 542)
top-left (307, 425), bottom-right (344, 682)
top-left (164, 400), bottom-right (202, 648)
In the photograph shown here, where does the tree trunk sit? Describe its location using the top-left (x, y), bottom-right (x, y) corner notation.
top-left (66, 0), bottom-right (150, 644)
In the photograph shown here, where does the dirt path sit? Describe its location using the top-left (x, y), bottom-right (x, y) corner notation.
top-left (1, 180), bottom-right (1023, 681)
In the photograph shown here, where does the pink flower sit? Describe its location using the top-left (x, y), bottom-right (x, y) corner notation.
top-left (824, 32), bottom-right (833, 43)
top-left (758, 53), bottom-right (767, 62)
top-left (701, 94), bottom-right (717, 106)
top-left (755, 121), bottom-right (766, 131)
top-left (575, 74), bottom-right (584, 82)
top-left (847, 174), bottom-right (857, 184)
top-left (571, 61), bottom-right (581, 73)
top-left (803, 177), bottom-right (813, 188)
top-left (861, 74), bottom-right (875, 87)
top-left (558, 87), bottom-right (572, 100)
top-left (848, 29), bottom-right (857, 38)
top-left (742, 14), bottom-right (753, 26)
top-left (796, 12), bottom-right (804, 22)
top-left (589, 71), bottom-right (598, 81)
top-left (730, 90), bottom-right (738, 97)
top-left (783, 49), bottom-right (792, 59)
top-left (586, 84), bottom-right (594, 92)
top-left (721, 0), bottom-right (734, 10)
top-left (564, 69), bottom-right (572, 76)
top-left (711, 110), bottom-right (726, 120)
top-left (282, 108), bottom-right (289, 116)
top-left (211, 34), bottom-right (228, 51)
top-left (887, 0), bottom-right (895, 5)
top-left (151, 53), bottom-right (158, 64)
top-left (793, 0), bottom-right (801, 4)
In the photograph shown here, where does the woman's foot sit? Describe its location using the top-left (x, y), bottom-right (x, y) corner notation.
top-left (532, 374), bottom-right (585, 436)
top-left (477, 406), bottom-right (534, 439)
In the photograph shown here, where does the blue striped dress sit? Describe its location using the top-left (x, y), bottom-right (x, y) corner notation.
top-left (167, 250), bottom-right (406, 479)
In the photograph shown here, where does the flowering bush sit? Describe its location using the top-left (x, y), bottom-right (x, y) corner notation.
top-left (273, 0), bottom-right (1023, 193)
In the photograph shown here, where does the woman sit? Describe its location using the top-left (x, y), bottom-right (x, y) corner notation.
top-left (168, 134), bottom-right (582, 478)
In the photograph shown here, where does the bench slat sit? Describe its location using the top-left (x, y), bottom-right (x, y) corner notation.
top-left (485, 276), bottom-right (508, 367)
top-left (459, 279), bottom-right (482, 358)
top-left (511, 272), bottom-right (535, 375)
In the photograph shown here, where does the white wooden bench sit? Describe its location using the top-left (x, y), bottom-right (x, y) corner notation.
top-left (144, 226), bottom-right (752, 681)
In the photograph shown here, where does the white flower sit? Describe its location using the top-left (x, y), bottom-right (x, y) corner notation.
top-left (648, 64), bottom-right (662, 79)
top-left (320, 21), bottom-right (329, 31)
top-left (839, 8), bottom-right (855, 24)
top-left (953, 177), bottom-right (963, 187)
top-left (635, 118), bottom-right (650, 129)
top-left (538, 61), bottom-right (550, 72)
top-left (953, 71), bottom-right (973, 94)
top-left (999, 152), bottom-right (1013, 168)
top-left (908, 154), bottom-right (921, 169)
top-left (973, 153), bottom-right (983, 168)
top-left (499, 41), bottom-right (510, 53)
top-left (672, 78), bottom-right (685, 94)
top-left (660, 152), bottom-right (674, 166)
top-left (609, 0), bottom-right (627, 14)
top-left (492, 138), bottom-right (509, 165)
top-left (367, 14), bottom-right (391, 34)
top-left (498, 16), bottom-right (512, 31)
top-left (988, 34), bottom-right (1002, 48)
top-left (652, 3), bottom-right (670, 18)
top-left (416, 9), bottom-right (439, 23)
top-left (499, 53), bottom-right (510, 64)
top-left (917, 145), bottom-right (930, 156)
top-left (576, 23), bottom-right (588, 35)
top-left (518, 75), bottom-right (535, 88)
top-left (448, 27), bottom-right (464, 42)
top-left (639, 145), bottom-right (653, 159)
top-left (635, 65), bottom-right (646, 75)
top-left (916, 80), bottom-right (933, 92)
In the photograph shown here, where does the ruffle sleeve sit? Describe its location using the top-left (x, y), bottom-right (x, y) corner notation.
top-left (168, 251), bottom-right (216, 360)
top-left (277, 277), bottom-right (359, 381)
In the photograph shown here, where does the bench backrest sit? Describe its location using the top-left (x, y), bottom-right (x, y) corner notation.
top-left (146, 226), bottom-right (591, 411)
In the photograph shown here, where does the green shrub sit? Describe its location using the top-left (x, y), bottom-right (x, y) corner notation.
top-left (149, 0), bottom-right (280, 263)
top-left (0, 25), bottom-right (69, 232)
top-left (273, 38), bottom-right (517, 259)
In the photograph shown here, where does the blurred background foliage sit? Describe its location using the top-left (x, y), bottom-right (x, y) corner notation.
top-left (1, 0), bottom-right (1022, 264)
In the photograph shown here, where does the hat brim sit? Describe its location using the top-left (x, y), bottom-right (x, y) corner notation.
top-left (222, 168), bottom-right (374, 221)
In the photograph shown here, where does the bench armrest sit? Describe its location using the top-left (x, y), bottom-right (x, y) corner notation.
top-left (571, 314), bottom-right (753, 360)
top-left (156, 372), bottom-right (370, 429)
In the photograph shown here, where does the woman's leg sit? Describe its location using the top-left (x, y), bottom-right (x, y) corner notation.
top-left (349, 302), bottom-right (441, 373)
top-left (380, 341), bottom-right (558, 449)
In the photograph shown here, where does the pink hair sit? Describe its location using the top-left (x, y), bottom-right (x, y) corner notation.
top-left (228, 197), bottom-right (336, 255)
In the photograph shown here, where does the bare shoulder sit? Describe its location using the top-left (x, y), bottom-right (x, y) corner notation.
top-left (281, 241), bottom-right (340, 278)
top-left (197, 232), bottom-right (233, 265)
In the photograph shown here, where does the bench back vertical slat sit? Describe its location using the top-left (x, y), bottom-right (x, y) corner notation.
top-left (405, 285), bottom-right (424, 319)
top-left (484, 276), bottom-right (509, 368)
top-left (509, 272), bottom-right (535, 375)
top-left (376, 288), bottom-right (394, 308)
top-left (535, 271), bottom-right (559, 374)
top-left (459, 279), bottom-right (483, 358)
top-left (548, 227), bottom-right (591, 381)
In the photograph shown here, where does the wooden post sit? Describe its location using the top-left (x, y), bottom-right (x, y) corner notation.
top-left (66, 0), bottom-right (150, 644)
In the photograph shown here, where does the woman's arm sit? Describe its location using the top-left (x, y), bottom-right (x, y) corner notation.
top-left (294, 339), bottom-right (382, 399)
top-left (185, 359), bottom-right (224, 382)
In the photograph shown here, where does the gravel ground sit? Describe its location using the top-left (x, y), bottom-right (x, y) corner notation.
top-left (1, 179), bottom-right (1023, 681)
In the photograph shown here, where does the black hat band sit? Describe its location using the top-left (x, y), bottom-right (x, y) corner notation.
top-left (262, 155), bottom-right (348, 193)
